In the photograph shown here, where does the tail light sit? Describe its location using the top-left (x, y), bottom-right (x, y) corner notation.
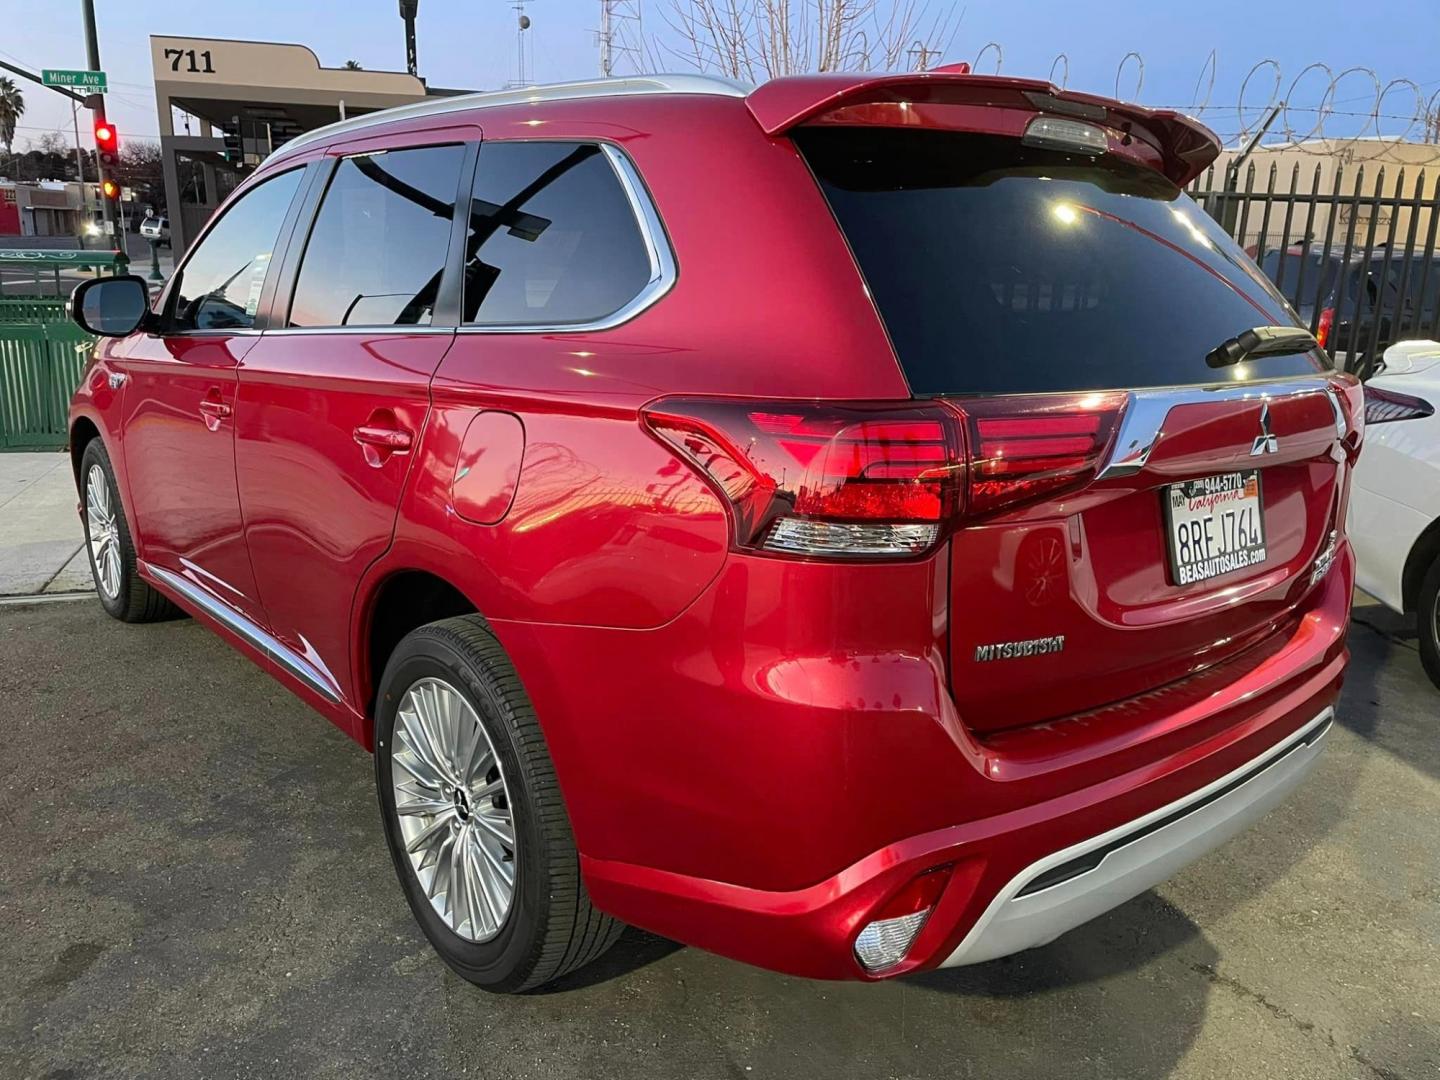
top-left (1363, 384), bottom-right (1434, 424)
top-left (957, 393), bottom-right (1127, 516)
top-left (642, 392), bottom-right (1125, 560)
top-left (1316, 307), bottom-right (1335, 350)
top-left (853, 865), bottom-right (952, 972)
top-left (642, 399), bottom-right (963, 558)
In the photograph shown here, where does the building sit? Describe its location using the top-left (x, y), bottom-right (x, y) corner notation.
top-left (151, 35), bottom-right (465, 253)
top-left (0, 181), bottom-right (121, 245)
top-left (1201, 137), bottom-right (1440, 257)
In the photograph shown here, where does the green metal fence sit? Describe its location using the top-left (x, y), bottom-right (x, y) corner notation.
top-left (0, 251), bottom-right (127, 451)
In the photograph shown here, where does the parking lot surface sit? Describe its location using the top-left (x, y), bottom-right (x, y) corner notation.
top-left (0, 597), bottom-right (1436, 1080)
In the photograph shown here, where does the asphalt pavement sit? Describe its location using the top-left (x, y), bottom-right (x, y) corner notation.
top-left (0, 596), bottom-right (1436, 1080)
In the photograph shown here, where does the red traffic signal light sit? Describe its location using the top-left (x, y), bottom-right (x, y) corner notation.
top-left (101, 178), bottom-right (120, 201)
top-left (95, 121), bottom-right (119, 166)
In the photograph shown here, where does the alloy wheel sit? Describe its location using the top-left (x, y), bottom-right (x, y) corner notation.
top-left (391, 677), bottom-right (517, 942)
top-left (85, 464), bottom-right (121, 600)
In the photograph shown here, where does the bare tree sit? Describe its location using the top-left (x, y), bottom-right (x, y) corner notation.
top-left (660, 0), bottom-right (961, 81)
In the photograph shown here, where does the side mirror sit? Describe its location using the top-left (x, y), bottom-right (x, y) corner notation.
top-left (69, 275), bottom-right (152, 337)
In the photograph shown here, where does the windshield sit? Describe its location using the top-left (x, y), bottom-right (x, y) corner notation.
top-left (795, 127), bottom-right (1327, 395)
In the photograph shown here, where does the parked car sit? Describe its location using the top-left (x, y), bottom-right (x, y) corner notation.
top-left (138, 214), bottom-right (170, 248)
top-left (66, 71), bottom-right (1361, 993)
top-left (1347, 339), bottom-right (1440, 687)
top-left (1259, 246), bottom-right (1440, 374)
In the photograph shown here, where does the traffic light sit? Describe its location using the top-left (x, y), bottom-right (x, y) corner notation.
top-left (101, 178), bottom-right (120, 201)
top-left (220, 116), bottom-right (242, 164)
top-left (95, 121), bottom-right (119, 168)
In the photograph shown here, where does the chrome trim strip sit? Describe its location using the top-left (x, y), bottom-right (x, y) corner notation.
top-left (261, 326), bottom-right (456, 337)
top-left (1099, 377), bottom-right (1342, 479)
top-left (455, 143), bottom-right (677, 335)
top-left (143, 562), bottom-right (342, 703)
top-left (940, 706), bottom-right (1333, 968)
top-left (266, 75), bottom-right (751, 167)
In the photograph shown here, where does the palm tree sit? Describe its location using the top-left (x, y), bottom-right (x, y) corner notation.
top-left (0, 77), bottom-right (24, 175)
top-left (343, 59), bottom-right (363, 70)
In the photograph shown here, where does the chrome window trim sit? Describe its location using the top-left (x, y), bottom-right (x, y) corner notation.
top-left (265, 75), bottom-right (751, 168)
top-left (143, 561), bottom-right (342, 703)
top-left (1099, 376), bottom-right (1345, 479)
top-left (454, 141), bottom-right (677, 335)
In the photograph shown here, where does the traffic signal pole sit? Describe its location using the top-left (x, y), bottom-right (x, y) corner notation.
top-left (80, 0), bottom-right (121, 256)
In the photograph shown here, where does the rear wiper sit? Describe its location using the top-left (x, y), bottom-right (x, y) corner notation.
top-left (1206, 325), bottom-right (1319, 368)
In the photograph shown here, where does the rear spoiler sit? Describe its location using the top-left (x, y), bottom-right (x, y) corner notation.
top-left (746, 71), bottom-right (1220, 187)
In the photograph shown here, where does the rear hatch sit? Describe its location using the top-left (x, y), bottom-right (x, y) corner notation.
top-left (794, 120), bottom-right (1352, 733)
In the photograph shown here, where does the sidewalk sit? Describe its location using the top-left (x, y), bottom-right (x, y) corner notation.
top-left (0, 453), bottom-right (93, 596)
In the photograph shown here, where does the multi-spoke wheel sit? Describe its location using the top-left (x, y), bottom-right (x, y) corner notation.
top-left (374, 615), bottom-right (623, 992)
top-left (85, 463), bottom-right (122, 601)
top-left (77, 437), bottom-right (178, 623)
top-left (392, 677), bottom-right (517, 942)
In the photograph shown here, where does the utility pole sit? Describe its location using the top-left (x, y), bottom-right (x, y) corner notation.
top-left (80, 0), bottom-right (120, 253)
top-left (71, 100), bottom-right (87, 249)
top-left (399, 1), bottom-right (419, 78)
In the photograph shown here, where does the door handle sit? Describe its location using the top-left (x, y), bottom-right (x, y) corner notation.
top-left (353, 425), bottom-right (413, 451)
top-left (353, 421), bottom-right (413, 467)
top-left (198, 397), bottom-right (232, 431)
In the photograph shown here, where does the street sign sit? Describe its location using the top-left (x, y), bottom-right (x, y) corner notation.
top-left (42, 68), bottom-right (107, 92)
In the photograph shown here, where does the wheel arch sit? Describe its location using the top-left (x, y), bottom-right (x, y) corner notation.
top-left (356, 568), bottom-right (484, 748)
top-left (69, 414), bottom-right (104, 492)
top-left (1401, 514), bottom-right (1440, 614)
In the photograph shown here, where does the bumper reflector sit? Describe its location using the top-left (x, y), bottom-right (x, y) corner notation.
top-left (853, 865), bottom-right (952, 972)
top-left (855, 909), bottom-right (931, 971)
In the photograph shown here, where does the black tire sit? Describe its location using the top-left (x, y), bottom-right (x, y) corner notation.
top-left (78, 438), bottom-right (179, 623)
top-left (374, 615), bottom-right (623, 992)
top-left (1418, 556), bottom-right (1440, 691)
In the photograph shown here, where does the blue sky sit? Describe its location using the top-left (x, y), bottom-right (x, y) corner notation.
top-left (5, 0), bottom-right (1438, 150)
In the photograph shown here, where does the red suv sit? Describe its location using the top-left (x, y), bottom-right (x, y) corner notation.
top-left (67, 71), bottom-right (1361, 992)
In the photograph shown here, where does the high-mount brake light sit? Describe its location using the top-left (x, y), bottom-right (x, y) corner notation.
top-left (641, 399), bottom-right (963, 559)
top-left (1022, 115), bottom-right (1109, 156)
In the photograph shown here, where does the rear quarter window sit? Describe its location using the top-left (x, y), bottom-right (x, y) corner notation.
top-left (794, 127), bottom-right (1326, 396)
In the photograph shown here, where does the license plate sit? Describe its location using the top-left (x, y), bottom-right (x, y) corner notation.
top-left (1164, 470), bottom-right (1267, 586)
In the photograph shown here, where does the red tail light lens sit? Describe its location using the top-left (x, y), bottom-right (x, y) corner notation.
top-left (1363, 384), bottom-right (1434, 424)
top-left (951, 393), bottom-right (1127, 515)
top-left (642, 399), bottom-right (964, 558)
top-left (643, 393), bottom-right (1125, 559)
top-left (1316, 307), bottom-right (1335, 350)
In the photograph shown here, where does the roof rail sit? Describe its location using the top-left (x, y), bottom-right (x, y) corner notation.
top-left (267, 74), bottom-right (751, 164)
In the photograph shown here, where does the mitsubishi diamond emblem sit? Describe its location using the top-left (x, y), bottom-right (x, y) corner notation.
top-left (1250, 403), bottom-right (1280, 456)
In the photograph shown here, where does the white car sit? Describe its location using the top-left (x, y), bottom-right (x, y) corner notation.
top-left (1348, 339), bottom-right (1440, 687)
top-left (139, 215), bottom-right (170, 247)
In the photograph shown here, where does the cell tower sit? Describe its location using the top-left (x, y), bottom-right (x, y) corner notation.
top-left (596, 0), bottom-right (643, 77)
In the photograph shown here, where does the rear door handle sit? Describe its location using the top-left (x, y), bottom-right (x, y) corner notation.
top-left (354, 421), bottom-right (413, 467)
top-left (198, 397), bottom-right (232, 431)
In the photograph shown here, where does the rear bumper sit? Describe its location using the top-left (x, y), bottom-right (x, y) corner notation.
top-left (506, 545), bottom-right (1353, 981)
top-left (580, 658), bottom-right (1342, 980)
top-left (940, 706), bottom-right (1332, 967)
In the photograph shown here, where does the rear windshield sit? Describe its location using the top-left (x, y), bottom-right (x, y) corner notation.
top-left (794, 128), bottom-right (1326, 395)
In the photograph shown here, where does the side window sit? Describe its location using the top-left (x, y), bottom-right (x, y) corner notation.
top-left (288, 144), bottom-right (465, 328)
top-left (461, 142), bottom-right (655, 327)
top-left (169, 168), bottom-right (303, 332)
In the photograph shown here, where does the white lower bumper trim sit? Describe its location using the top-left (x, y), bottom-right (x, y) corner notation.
top-left (940, 707), bottom-right (1333, 967)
